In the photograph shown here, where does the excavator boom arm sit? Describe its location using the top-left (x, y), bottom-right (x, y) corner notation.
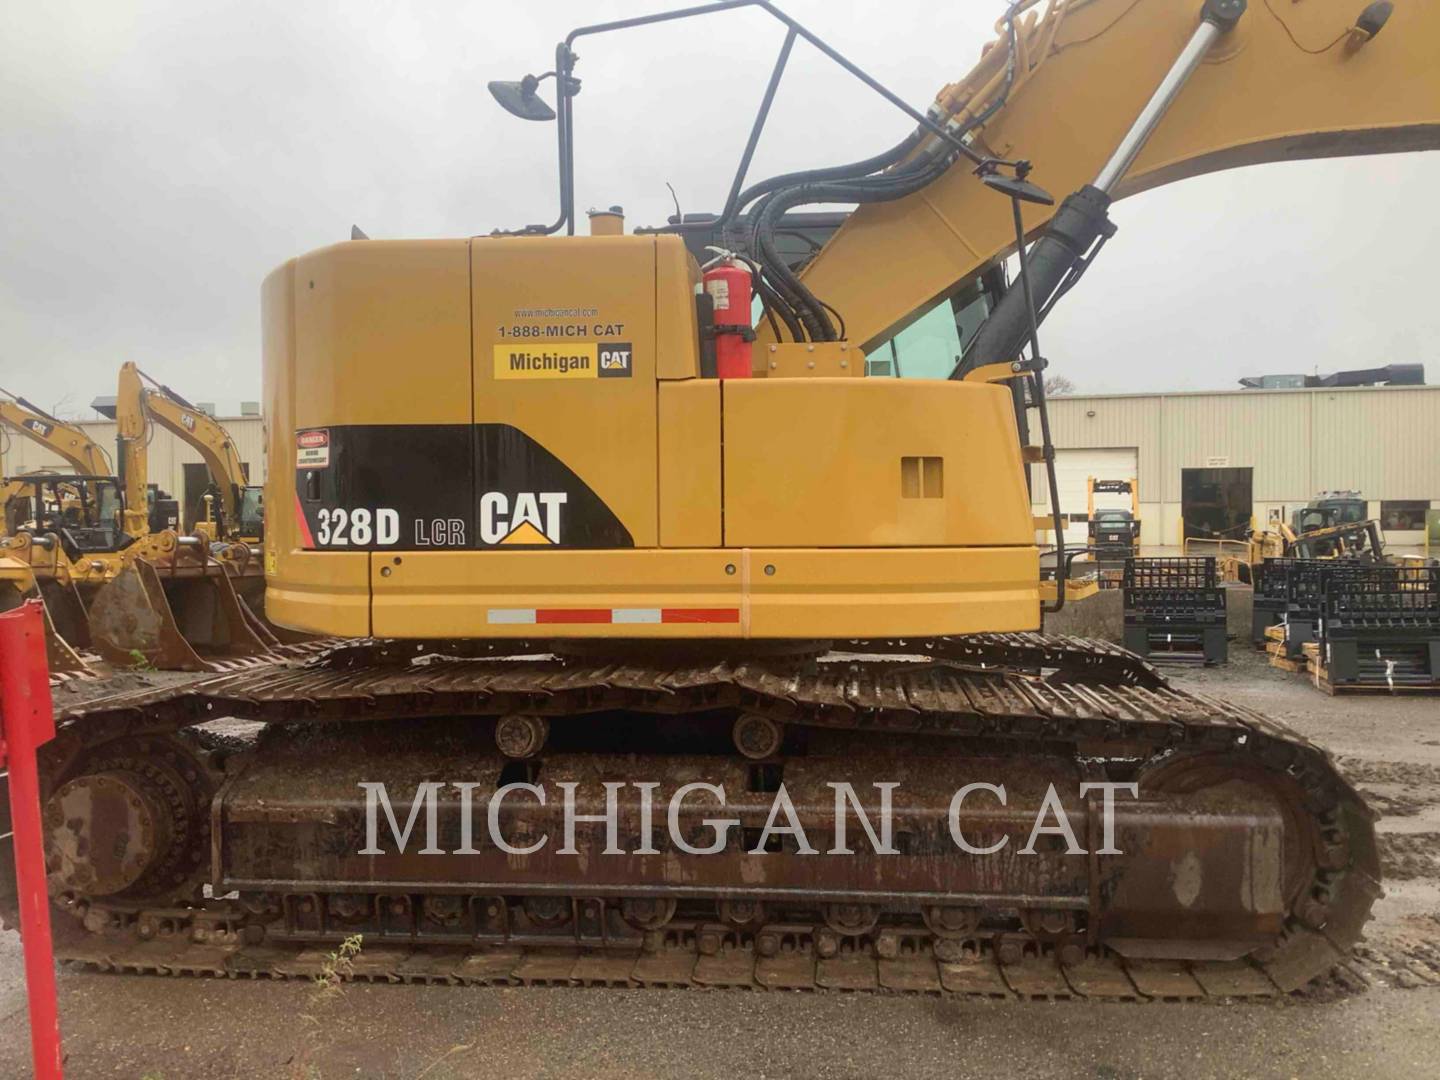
top-left (141, 389), bottom-right (250, 523)
top-left (115, 362), bottom-right (253, 532)
top-left (782, 0), bottom-right (1440, 351)
top-left (114, 362), bottom-right (150, 535)
top-left (0, 395), bottom-right (111, 476)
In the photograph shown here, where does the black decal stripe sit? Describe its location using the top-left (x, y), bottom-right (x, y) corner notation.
top-left (294, 424), bottom-right (633, 550)
top-left (474, 425), bottom-right (632, 548)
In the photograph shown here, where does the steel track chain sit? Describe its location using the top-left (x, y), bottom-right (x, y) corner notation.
top-left (39, 633), bottom-right (1382, 998)
top-left (54, 916), bottom-right (1286, 1000)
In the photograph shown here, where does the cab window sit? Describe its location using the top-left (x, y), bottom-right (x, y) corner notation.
top-left (864, 275), bottom-right (994, 379)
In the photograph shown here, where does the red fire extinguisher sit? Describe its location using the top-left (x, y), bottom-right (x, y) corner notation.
top-left (703, 260), bottom-right (754, 379)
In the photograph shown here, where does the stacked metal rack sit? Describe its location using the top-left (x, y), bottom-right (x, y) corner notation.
top-left (1308, 564), bottom-right (1440, 693)
top-left (1121, 556), bottom-right (1227, 665)
top-left (1278, 560), bottom-right (1331, 662)
top-left (1250, 557), bottom-right (1298, 647)
top-left (1254, 558), bottom-right (1342, 669)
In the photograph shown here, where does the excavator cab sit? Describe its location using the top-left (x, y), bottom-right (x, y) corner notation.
top-left (28, 475), bottom-right (132, 559)
top-left (3, 492), bottom-right (32, 534)
top-left (236, 484), bottom-right (264, 542)
top-left (146, 483), bottom-right (180, 535)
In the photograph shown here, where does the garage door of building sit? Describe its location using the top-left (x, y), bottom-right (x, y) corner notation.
top-left (1032, 447), bottom-right (1139, 547)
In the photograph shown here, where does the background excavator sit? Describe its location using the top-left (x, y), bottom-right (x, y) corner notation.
top-left (0, 391), bottom-right (112, 478)
top-left (99, 362), bottom-right (277, 643)
top-left (82, 361), bottom-right (281, 670)
top-left (18, 0), bottom-right (1440, 998)
top-left (0, 373), bottom-right (275, 670)
top-left (108, 363), bottom-right (265, 546)
top-left (0, 390), bottom-right (118, 538)
top-left (0, 388), bottom-right (135, 667)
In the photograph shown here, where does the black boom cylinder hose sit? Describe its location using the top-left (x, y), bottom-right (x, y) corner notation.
top-left (954, 184), bottom-right (1113, 376)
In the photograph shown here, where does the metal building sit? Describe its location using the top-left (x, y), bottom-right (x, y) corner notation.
top-left (1031, 385), bottom-right (1440, 548)
top-left (1, 414), bottom-right (267, 531)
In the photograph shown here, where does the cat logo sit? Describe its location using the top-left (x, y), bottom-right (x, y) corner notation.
top-left (180, 412), bottom-right (197, 432)
top-left (479, 491), bottom-right (567, 545)
top-left (598, 341), bottom-right (632, 379)
top-left (22, 418), bottom-right (53, 438)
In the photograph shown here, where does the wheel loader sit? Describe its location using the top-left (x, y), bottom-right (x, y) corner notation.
top-left (14, 0), bottom-right (1440, 998)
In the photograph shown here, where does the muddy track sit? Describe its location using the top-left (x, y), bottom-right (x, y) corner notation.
top-left (46, 914), bottom-right (1440, 1000)
top-left (1336, 757), bottom-right (1440, 818)
top-left (37, 920), bottom-right (1349, 1000)
top-left (1377, 832), bottom-right (1440, 882)
top-left (20, 634), bottom-right (1386, 1001)
top-left (1336, 758), bottom-right (1440, 789)
top-left (1350, 916), bottom-right (1440, 990)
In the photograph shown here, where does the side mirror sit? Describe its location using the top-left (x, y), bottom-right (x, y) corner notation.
top-left (981, 172), bottom-right (1055, 206)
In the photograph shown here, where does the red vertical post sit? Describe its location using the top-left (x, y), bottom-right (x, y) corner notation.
top-left (0, 600), bottom-right (63, 1080)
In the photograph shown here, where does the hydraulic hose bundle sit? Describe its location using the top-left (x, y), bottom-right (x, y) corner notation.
top-left (731, 3), bottom-right (1024, 342)
top-left (745, 138), bottom-right (957, 341)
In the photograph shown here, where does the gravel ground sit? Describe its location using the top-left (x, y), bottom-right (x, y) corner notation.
top-left (2, 648), bottom-right (1438, 1079)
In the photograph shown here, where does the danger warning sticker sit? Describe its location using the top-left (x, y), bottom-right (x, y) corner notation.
top-left (296, 428), bottom-right (330, 469)
top-left (493, 342), bottom-right (632, 380)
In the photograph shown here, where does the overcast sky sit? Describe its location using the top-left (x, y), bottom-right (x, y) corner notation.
top-left (2, 0), bottom-right (1437, 417)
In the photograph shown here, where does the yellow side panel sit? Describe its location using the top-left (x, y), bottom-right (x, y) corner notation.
top-left (293, 240), bottom-right (472, 428)
top-left (472, 236), bottom-right (659, 547)
top-left (265, 550), bottom-right (371, 636)
top-left (371, 550), bottom-right (741, 638)
top-left (658, 381), bottom-right (721, 547)
top-left (368, 546), bottom-right (1038, 639)
top-left (722, 379), bottom-right (1032, 548)
top-left (742, 547), bottom-right (1039, 637)
top-left (261, 256), bottom-right (369, 635)
top-left (654, 235), bottom-right (702, 381)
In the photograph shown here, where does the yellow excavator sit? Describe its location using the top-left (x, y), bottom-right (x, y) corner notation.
top-left (82, 363), bottom-right (277, 669)
top-left (0, 390), bottom-right (115, 537)
top-left (0, 389), bottom-right (130, 666)
top-left (105, 362), bottom-right (272, 622)
top-left (25, 0), bottom-right (1440, 998)
top-left (0, 378), bottom-right (273, 670)
top-left (113, 362), bottom-right (264, 546)
top-left (0, 390), bottom-right (112, 477)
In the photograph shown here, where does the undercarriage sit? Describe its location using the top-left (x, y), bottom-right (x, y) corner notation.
top-left (16, 634), bottom-right (1379, 999)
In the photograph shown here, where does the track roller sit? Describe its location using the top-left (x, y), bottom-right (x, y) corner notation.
top-left (824, 903), bottom-right (880, 936)
top-left (732, 713), bottom-right (783, 759)
top-left (719, 898), bottom-right (766, 928)
top-left (621, 897), bottom-right (677, 930)
top-left (496, 714), bottom-right (548, 759)
top-left (923, 905), bottom-right (982, 938)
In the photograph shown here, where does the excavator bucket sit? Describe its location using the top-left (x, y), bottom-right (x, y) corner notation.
top-left (0, 573), bottom-right (93, 675)
top-left (225, 568), bottom-right (305, 646)
top-left (37, 589), bottom-right (93, 674)
top-left (87, 558), bottom-right (272, 671)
